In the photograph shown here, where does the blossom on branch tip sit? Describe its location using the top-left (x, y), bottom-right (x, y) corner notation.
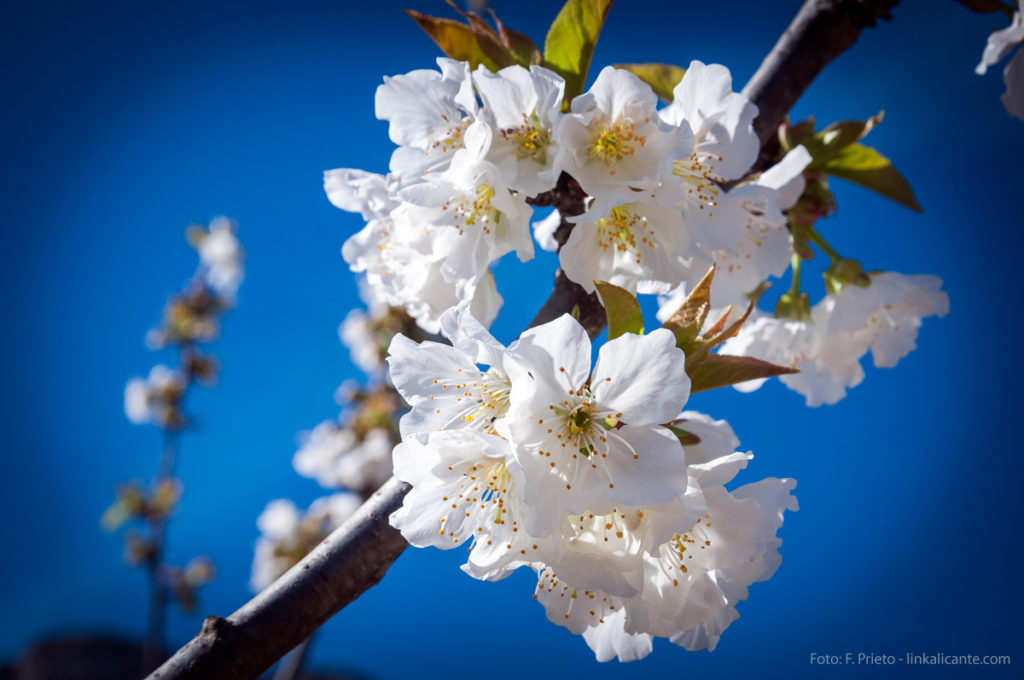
top-left (376, 58), bottom-right (478, 177)
top-left (718, 272), bottom-right (949, 406)
top-left (660, 60), bottom-right (759, 184)
top-left (194, 217), bottom-right (244, 301)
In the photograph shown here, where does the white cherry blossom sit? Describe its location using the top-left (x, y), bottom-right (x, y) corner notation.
top-left (660, 60), bottom-right (759, 184)
top-left (388, 305), bottom-right (512, 439)
top-left (500, 316), bottom-right (690, 535)
top-left (124, 365), bottom-right (185, 426)
top-left (325, 167), bottom-right (503, 333)
top-left (196, 217), bottom-right (244, 301)
top-left (976, 1), bottom-right (1024, 120)
top-left (555, 66), bottom-right (691, 209)
top-left (719, 310), bottom-right (859, 407)
top-left (389, 428), bottom-right (552, 581)
top-left (821, 271), bottom-right (949, 369)
top-left (473, 63), bottom-right (565, 195)
top-left (719, 272), bottom-right (948, 406)
top-left (533, 417), bottom-right (797, 661)
top-left (376, 58), bottom-right (478, 177)
top-left (678, 146), bottom-right (811, 309)
top-left (393, 121), bottom-right (534, 291)
top-left (559, 189), bottom-right (692, 295)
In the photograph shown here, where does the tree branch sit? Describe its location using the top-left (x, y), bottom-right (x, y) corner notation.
top-left (152, 3), bottom-right (901, 677)
top-left (744, 0), bottom-right (898, 171)
top-left (147, 477), bottom-right (411, 680)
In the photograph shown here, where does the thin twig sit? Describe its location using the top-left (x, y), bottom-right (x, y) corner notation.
top-left (143, 417), bottom-right (182, 672)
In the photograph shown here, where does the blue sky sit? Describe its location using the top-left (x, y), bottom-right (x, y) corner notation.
top-left (1, 0), bottom-right (1022, 677)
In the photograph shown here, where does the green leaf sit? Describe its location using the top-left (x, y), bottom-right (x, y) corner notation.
top-left (822, 142), bottom-right (922, 212)
top-left (615, 63), bottom-right (686, 102)
top-left (779, 116), bottom-right (816, 152)
top-left (803, 112), bottom-right (883, 167)
top-left (688, 354), bottom-right (799, 394)
top-left (404, 9), bottom-right (501, 71)
top-left (594, 281), bottom-right (643, 340)
top-left (544, 0), bottom-right (615, 102)
top-left (660, 266), bottom-right (714, 352)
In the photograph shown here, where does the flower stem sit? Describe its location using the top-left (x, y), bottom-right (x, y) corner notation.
top-left (804, 226), bottom-right (842, 260)
top-left (789, 254), bottom-right (803, 294)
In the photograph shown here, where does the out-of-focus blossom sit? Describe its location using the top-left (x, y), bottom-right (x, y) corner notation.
top-left (124, 365), bottom-right (186, 428)
top-left (250, 494), bottom-right (362, 592)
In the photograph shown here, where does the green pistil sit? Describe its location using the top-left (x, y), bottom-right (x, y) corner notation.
top-left (598, 207), bottom-right (638, 250)
top-left (569, 408), bottom-right (591, 433)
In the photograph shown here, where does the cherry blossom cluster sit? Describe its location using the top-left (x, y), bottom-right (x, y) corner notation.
top-left (326, 59), bottom-right (812, 333)
top-left (145, 217), bottom-right (245, 349)
top-left (326, 58), bottom-right (946, 409)
top-left (386, 306), bottom-right (797, 660)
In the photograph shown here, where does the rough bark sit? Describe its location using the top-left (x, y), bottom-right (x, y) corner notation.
top-left (150, 3), bottom-right (899, 678)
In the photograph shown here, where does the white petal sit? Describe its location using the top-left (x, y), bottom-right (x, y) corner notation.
top-left (600, 425), bottom-right (688, 507)
top-left (507, 314), bottom-right (592, 393)
top-left (592, 328), bottom-right (689, 424)
top-left (582, 609), bottom-right (654, 662)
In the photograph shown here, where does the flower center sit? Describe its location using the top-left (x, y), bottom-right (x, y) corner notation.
top-left (430, 115), bottom-right (469, 155)
top-left (662, 514), bottom-right (714, 582)
top-left (438, 459), bottom-right (515, 544)
top-left (549, 388), bottom-right (621, 458)
top-left (672, 152), bottom-right (721, 213)
top-left (588, 118), bottom-right (646, 166)
top-left (502, 112), bottom-right (552, 163)
top-left (458, 367), bottom-right (512, 434)
top-left (453, 184), bottom-right (501, 235)
top-left (594, 205), bottom-right (660, 264)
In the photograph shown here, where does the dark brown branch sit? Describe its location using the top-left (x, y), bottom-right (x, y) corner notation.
top-left (152, 4), bottom-right (900, 678)
top-left (525, 173), bottom-right (606, 339)
top-left (529, 270), bottom-right (607, 340)
top-left (147, 477), bottom-right (411, 680)
top-left (744, 0), bottom-right (898, 171)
